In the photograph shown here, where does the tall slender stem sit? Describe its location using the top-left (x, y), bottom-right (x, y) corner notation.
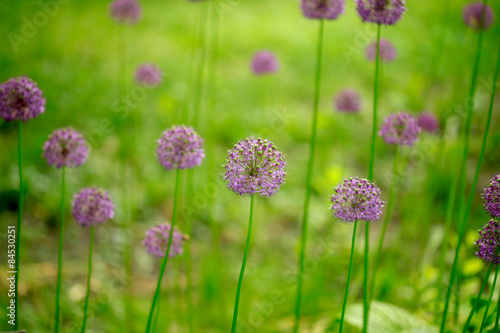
top-left (81, 226), bottom-right (95, 333)
top-left (439, 11), bottom-right (492, 329)
top-left (479, 264), bottom-right (499, 333)
top-left (293, 19), bottom-right (324, 333)
top-left (370, 145), bottom-right (399, 301)
top-left (14, 120), bottom-right (23, 330)
top-left (339, 221), bottom-right (358, 333)
top-left (494, 282), bottom-right (500, 331)
top-left (55, 167), bottom-right (66, 333)
top-left (145, 168), bottom-right (181, 333)
top-left (230, 195), bottom-right (255, 333)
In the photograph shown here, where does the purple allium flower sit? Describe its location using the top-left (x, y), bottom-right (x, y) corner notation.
top-left (42, 127), bottom-right (89, 168)
top-left (110, 0), bottom-right (141, 25)
top-left (142, 223), bottom-right (186, 258)
top-left (156, 125), bottom-right (205, 170)
top-left (366, 39), bottom-right (397, 62)
top-left (334, 89), bottom-right (361, 113)
top-left (329, 177), bottom-right (384, 223)
top-left (355, 0), bottom-right (406, 25)
top-left (135, 64), bottom-right (162, 87)
top-left (483, 174), bottom-right (500, 218)
top-left (378, 112), bottom-right (421, 147)
top-left (475, 219), bottom-right (500, 264)
top-left (417, 112), bottom-right (440, 133)
top-left (0, 76), bottom-right (45, 122)
top-left (223, 137), bottom-right (287, 197)
top-left (72, 187), bottom-right (115, 227)
top-left (463, 2), bottom-right (495, 31)
top-left (250, 51), bottom-right (279, 75)
top-left (301, 0), bottom-right (345, 20)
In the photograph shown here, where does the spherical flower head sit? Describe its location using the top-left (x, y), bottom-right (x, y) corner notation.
top-left (378, 112), bottom-right (421, 147)
top-left (366, 39), bottom-right (397, 62)
top-left (156, 125), bottom-right (205, 170)
top-left (142, 223), bottom-right (186, 258)
top-left (330, 177), bottom-right (384, 223)
top-left (43, 127), bottom-right (89, 168)
top-left (251, 51), bottom-right (279, 75)
top-left (301, 0), bottom-right (345, 20)
top-left (72, 187), bottom-right (115, 227)
top-left (463, 2), bottom-right (495, 31)
top-left (417, 112), bottom-right (440, 133)
top-left (483, 174), bottom-right (500, 218)
top-left (475, 219), bottom-right (500, 264)
top-left (334, 89), bottom-right (361, 113)
top-left (355, 0), bottom-right (406, 25)
top-left (0, 76), bottom-right (45, 122)
top-left (110, 0), bottom-right (141, 25)
top-left (223, 137), bottom-right (287, 197)
top-left (135, 64), bottom-right (162, 87)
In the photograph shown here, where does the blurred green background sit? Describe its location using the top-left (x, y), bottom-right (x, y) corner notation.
top-left (0, 0), bottom-right (499, 332)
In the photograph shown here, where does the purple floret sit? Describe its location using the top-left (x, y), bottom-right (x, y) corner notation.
top-left (251, 51), bottom-right (279, 75)
top-left (475, 219), bottom-right (500, 264)
top-left (301, 0), bottom-right (345, 20)
top-left (223, 137), bottom-right (287, 197)
top-left (366, 39), bottom-right (397, 62)
top-left (156, 125), bottom-right (205, 170)
top-left (463, 2), bottom-right (495, 31)
top-left (0, 76), bottom-right (45, 122)
top-left (334, 89), bottom-right (361, 113)
top-left (483, 174), bottom-right (500, 218)
top-left (142, 223), bottom-right (186, 258)
top-left (355, 0), bottom-right (406, 25)
top-left (72, 187), bottom-right (115, 227)
top-left (379, 112), bottom-right (421, 147)
top-left (110, 0), bottom-right (141, 25)
top-left (330, 177), bottom-right (385, 223)
top-left (417, 112), bottom-right (440, 133)
top-left (43, 127), bottom-right (89, 168)
top-left (135, 64), bottom-right (163, 87)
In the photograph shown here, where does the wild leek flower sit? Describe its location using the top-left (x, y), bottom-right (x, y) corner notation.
top-left (72, 187), bottom-right (115, 227)
top-left (0, 76), bottom-right (45, 122)
top-left (156, 125), bottom-right (205, 170)
top-left (334, 89), bottom-right (361, 113)
top-left (43, 128), bottom-right (89, 168)
top-left (301, 0), bottom-right (345, 20)
top-left (135, 64), bottom-right (163, 87)
top-left (251, 51), bottom-right (279, 75)
top-left (355, 0), bottom-right (406, 25)
top-left (483, 174), bottom-right (500, 218)
top-left (110, 0), bottom-right (141, 25)
top-left (417, 112), bottom-right (440, 133)
top-left (463, 2), bottom-right (495, 31)
top-left (475, 219), bottom-right (500, 264)
top-left (143, 223), bottom-right (186, 258)
top-left (223, 137), bottom-right (287, 197)
top-left (366, 39), bottom-right (397, 62)
top-left (378, 112), bottom-right (421, 147)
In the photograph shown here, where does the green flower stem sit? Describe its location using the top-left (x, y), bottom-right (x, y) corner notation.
top-left (494, 282), bottom-right (500, 331)
top-left (54, 166), bottom-right (66, 333)
top-left (439, 14), bottom-right (494, 330)
top-left (81, 226), bottom-right (95, 333)
top-left (293, 19), bottom-right (324, 333)
top-left (370, 145), bottom-right (399, 301)
top-left (339, 221), bottom-right (358, 333)
top-left (145, 168), bottom-right (181, 333)
top-left (230, 195), bottom-right (255, 333)
top-left (479, 264), bottom-right (499, 333)
top-left (184, 171), bottom-right (195, 333)
top-left (14, 120), bottom-right (23, 330)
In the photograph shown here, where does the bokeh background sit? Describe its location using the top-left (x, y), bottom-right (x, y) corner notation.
top-left (0, 0), bottom-right (500, 332)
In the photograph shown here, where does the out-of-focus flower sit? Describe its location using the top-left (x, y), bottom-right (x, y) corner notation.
top-left (417, 112), bottom-right (439, 133)
top-left (463, 2), bottom-right (495, 31)
top-left (156, 125), bottom-right (205, 170)
top-left (110, 0), bottom-right (141, 25)
top-left (355, 0), bottom-right (406, 25)
top-left (301, 0), bottom-right (345, 20)
top-left (72, 187), bottom-right (115, 227)
top-left (143, 223), bottom-right (186, 258)
top-left (379, 112), bottom-right (421, 147)
top-left (366, 39), bottom-right (397, 62)
top-left (135, 64), bottom-right (162, 87)
top-left (0, 76), bottom-right (45, 122)
top-left (43, 127), bottom-right (89, 168)
top-left (334, 89), bottom-right (361, 113)
top-left (251, 51), bottom-right (279, 75)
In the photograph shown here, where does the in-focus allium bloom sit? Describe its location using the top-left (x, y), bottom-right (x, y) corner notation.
top-left (43, 127), bottom-right (89, 168)
top-left (355, 0), bottom-right (406, 25)
top-left (156, 125), bottom-right (205, 170)
top-left (135, 64), bottom-right (162, 87)
top-left (223, 137), bottom-right (287, 197)
top-left (72, 187), bottom-right (115, 227)
top-left (378, 112), bottom-right (421, 147)
top-left (463, 2), bottom-right (495, 31)
top-left (250, 51), bottom-right (279, 75)
top-left (475, 219), bottom-right (500, 264)
top-left (417, 112), bottom-right (440, 133)
top-left (0, 76), bottom-right (45, 122)
top-left (334, 89), bottom-right (361, 113)
top-left (366, 39), bottom-right (397, 62)
top-left (483, 174), bottom-right (500, 218)
top-left (301, 0), bottom-right (345, 20)
top-left (330, 177), bottom-right (384, 223)
top-left (142, 223), bottom-right (186, 258)
top-left (110, 0), bottom-right (141, 25)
